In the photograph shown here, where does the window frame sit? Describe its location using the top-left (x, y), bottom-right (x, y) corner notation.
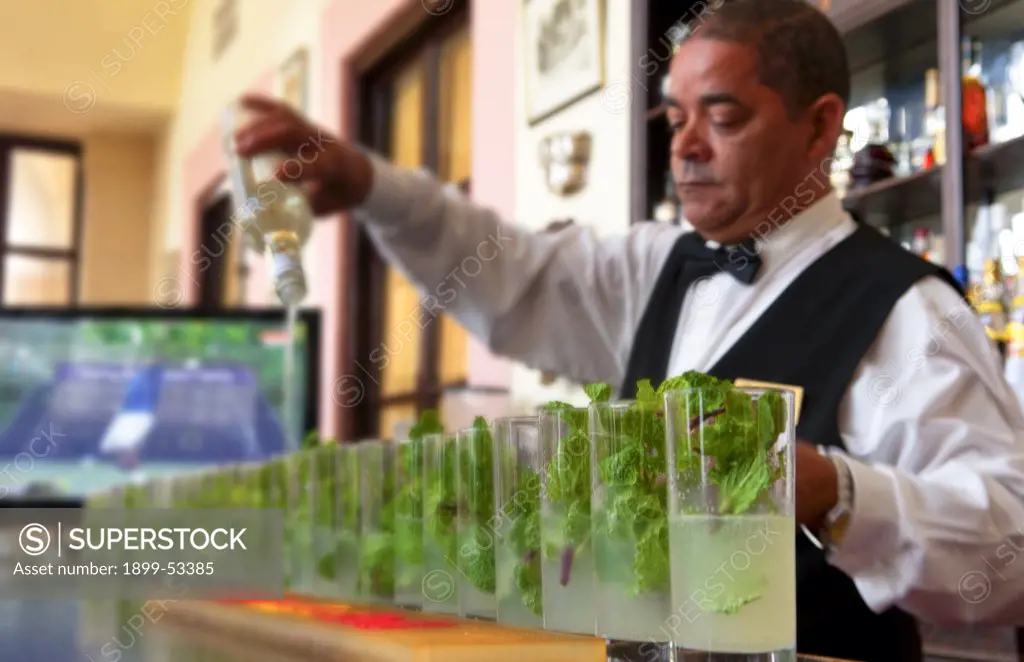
top-left (344, 2), bottom-right (470, 440)
top-left (0, 134), bottom-right (84, 306)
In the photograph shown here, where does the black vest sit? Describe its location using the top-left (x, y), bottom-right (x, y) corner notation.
top-left (621, 225), bottom-right (963, 662)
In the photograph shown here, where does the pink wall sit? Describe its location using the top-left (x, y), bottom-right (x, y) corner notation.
top-left (178, 0), bottom-right (515, 438)
top-left (467, 1), bottom-right (515, 390)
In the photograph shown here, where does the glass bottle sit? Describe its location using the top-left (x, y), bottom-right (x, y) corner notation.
top-left (977, 259), bottom-right (1009, 347)
top-left (221, 105), bottom-right (312, 307)
top-left (923, 68), bottom-right (946, 168)
top-left (962, 37), bottom-right (990, 151)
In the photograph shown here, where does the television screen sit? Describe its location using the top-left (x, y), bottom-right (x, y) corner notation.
top-left (0, 308), bottom-right (319, 498)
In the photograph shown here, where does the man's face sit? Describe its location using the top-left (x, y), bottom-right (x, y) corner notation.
top-left (665, 38), bottom-right (829, 242)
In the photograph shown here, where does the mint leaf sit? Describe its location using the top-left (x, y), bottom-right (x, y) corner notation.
top-left (662, 373), bottom-right (788, 514)
top-left (584, 382), bottom-right (612, 403)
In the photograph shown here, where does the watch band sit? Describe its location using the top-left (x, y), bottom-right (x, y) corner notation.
top-left (826, 453), bottom-right (854, 527)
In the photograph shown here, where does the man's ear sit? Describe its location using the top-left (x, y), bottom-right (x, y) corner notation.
top-left (806, 94), bottom-right (846, 160)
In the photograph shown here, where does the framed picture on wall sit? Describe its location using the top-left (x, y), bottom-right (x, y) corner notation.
top-left (523, 0), bottom-right (605, 125)
top-left (279, 48), bottom-right (309, 114)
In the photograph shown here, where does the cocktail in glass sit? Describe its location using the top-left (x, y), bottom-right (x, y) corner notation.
top-left (394, 435), bottom-right (425, 609)
top-left (421, 432), bottom-right (459, 614)
top-left (590, 400), bottom-right (673, 646)
top-left (285, 449), bottom-right (313, 592)
top-left (335, 443), bottom-right (361, 600)
top-left (307, 442), bottom-right (340, 597)
top-left (456, 420), bottom-right (497, 620)
top-left (538, 405), bottom-right (596, 635)
top-left (493, 416), bottom-right (543, 628)
top-left (664, 386), bottom-right (796, 660)
top-left (358, 440), bottom-right (396, 604)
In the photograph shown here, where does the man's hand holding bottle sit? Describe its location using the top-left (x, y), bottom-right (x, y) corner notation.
top-left (233, 94), bottom-right (374, 217)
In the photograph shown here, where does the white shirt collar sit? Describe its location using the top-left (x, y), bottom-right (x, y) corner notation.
top-left (686, 191), bottom-right (850, 269)
top-left (754, 191), bottom-right (848, 263)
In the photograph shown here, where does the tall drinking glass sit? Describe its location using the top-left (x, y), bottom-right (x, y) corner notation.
top-left (336, 443), bottom-right (362, 600)
top-left (664, 387), bottom-right (796, 660)
top-left (421, 432), bottom-right (459, 614)
top-left (394, 436), bottom-right (426, 609)
top-left (358, 440), bottom-right (396, 604)
top-left (539, 406), bottom-right (595, 634)
top-left (309, 442), bottom-right (339, 597)
top-left (456, 420), bottom-right (497, 620)
top-left (590, 400), bottom-right (673, 646)
top-left (286, 449), bottom-right (313, 592)
top-left (493, 416), bottom-right (543, 628)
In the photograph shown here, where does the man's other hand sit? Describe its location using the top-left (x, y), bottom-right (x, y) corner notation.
top-left (233, 94), bottom-right (374, 216)
top-left (795, 441), bottom-right (839, 528)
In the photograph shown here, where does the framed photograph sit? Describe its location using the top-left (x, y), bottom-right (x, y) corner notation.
top-left (523, 0), bottom-right (605, 125)
top-left (279, 48), bottom-right (309, 114)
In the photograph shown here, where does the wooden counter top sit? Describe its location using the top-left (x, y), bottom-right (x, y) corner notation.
top-left (162, 597), bottom-right (606, 662)
top-left (159, 596), bottom-right (854, 662)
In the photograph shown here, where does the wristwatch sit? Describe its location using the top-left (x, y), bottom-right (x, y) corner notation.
top-left (802, 447), bottom-right (854, 553)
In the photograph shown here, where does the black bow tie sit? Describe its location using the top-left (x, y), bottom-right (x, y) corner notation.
top-left (675, 232), bottom-right (762, 284)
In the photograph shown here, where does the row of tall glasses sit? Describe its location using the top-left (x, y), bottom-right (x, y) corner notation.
top-left (92, 386), bottom-right (796, 661)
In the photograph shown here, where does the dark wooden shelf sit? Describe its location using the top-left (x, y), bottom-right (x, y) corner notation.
top-left (841, 165), bottom-right (942, 226)
top-left (842, 132), bottom-right (1024, 225)
top-left (969, 132), bottom-right (1024, 204)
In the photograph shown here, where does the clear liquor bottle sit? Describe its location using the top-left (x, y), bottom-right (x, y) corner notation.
top-left (221, 105), bottom-right (312, 307)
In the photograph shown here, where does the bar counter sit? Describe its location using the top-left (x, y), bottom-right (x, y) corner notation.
top-left (156, 596), bottom-right (854, 662)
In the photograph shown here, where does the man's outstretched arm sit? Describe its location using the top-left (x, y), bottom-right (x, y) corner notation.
top-left (353, 152), bottom-right (681, 388)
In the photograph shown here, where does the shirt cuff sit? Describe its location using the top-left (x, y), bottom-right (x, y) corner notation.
top-left (353, 150), bottom-right (432, 229)
top-left (827, 454), bottom-right (900, 579)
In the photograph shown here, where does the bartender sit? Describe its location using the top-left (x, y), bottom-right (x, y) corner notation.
top-left (235, 0), bottom-right (1024, 659)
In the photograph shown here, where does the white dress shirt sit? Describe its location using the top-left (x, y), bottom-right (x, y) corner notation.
top-left (355, 153), bottom-right (1024, 627)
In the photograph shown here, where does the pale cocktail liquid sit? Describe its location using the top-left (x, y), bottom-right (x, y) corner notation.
top-left (669, 514), bottom-right (795, 657)
top-left (496, 539), bottom-right (542, 628)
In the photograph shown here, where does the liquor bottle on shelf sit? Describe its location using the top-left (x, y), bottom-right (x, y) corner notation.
top-left (892, 107), bottom-right (914, 177)
top-left (923, 68), bottom-right (946, 168)
top-left (912, 228), bottom-right (932, 261)
top-left (653, 172), bottom-right (680, 224)
top-left (928, 235), bottom-right (945, 267)
top-left (830, 130), bottom-right (854, 198)
top-left (962, 36), bottom-right (990, 151)
top-left (1005, 256), bottom-right (1024, 406)
top-left (849, 99), bottom-right (896, 189)
top-left (976, 259), bottom-right (1009, 351)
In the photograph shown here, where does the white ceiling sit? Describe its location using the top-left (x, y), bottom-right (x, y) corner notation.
top-left (0, 0), bottom-right (195, 135)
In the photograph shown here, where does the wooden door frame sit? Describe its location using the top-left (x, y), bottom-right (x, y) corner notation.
top-left (193, 174), bottom-right (226, 309)
top-left (337, 0), bottom-right (470, 441)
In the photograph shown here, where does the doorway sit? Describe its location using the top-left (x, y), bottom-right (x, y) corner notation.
top-left (195, 193), bottom-right (249, 309)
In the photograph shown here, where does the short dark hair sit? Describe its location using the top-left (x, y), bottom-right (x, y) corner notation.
top-left (685, 0), bottom-right (851, 117)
